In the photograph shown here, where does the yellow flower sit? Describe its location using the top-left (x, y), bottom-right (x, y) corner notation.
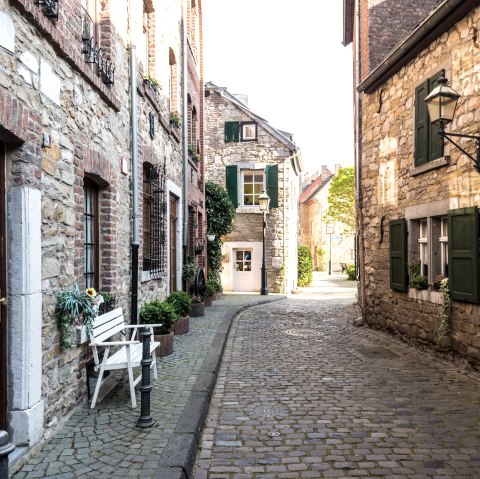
top-left (86, 287), bottom-right (97, 298)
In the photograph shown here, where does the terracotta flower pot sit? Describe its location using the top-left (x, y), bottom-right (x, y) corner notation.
top-left (172, 316), bottom-right (190, 335)
top-left (153, 331), bottom-right (174, 357)
top-left (190, 302), bottom-right (205, 317)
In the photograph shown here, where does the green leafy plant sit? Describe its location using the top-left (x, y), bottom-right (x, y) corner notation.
top-left (437, 278), bottom-right (451, 347)
top-left (408, 260), bottom-right (428, 290)
top-left (188, 145), bottom-right (200, 162)
top-left (182, 260), bottom-right (196, 282)
top-left (205, 279), bottom-right (217, 297)
top-left (144, 74), bottom-right (161, 90)
top-left (170, 113), bottom-right (181, 128)
top-left (165, 291), bottom-right (192, 317)
top-left (298, 245), bottom-right (313, 287)
top-left (139, 300), bottom-right (178, 334)
top-left (346, 265), bottom-right (356, 281)
top-left (205, 182), bottom-right (236, 282)
top-left (55, 283), bottom-right (97, 349)
top-left (325, 167), bottom-right (355, 234)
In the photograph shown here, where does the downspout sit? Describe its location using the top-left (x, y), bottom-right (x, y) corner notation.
top-left (130, 39), bottom-right (140, 325)
top-left (355, 0), bottom-right (365, 311)
top-left (182, 0), bottom-right (189, 267)
top-left (283, 156), bottom-right (286, 293)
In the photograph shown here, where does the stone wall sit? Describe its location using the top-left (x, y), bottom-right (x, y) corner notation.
top-left (204, 88), bottom-right (298, 293)
top-left (359, 5), bottom-right (480, 363)
top-left (1, 0), bottom-right (185, 444)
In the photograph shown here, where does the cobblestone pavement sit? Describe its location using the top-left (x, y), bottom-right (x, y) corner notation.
top-left (11, 294), bottom-right (283, 479)
top-left (194, 288), bottom-right (480, 478)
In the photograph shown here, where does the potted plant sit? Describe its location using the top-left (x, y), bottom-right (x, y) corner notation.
top-left (165, 291), bottom-right (192, 335)
top-left (170, 113), bottom-right (181, 128)
top-left (55, 283), bottom-right (98, 349)
top-left (139, 300), bottom-right (178, 357)
top-left (144, 74), bottom-right (161, 92)
top-left (204, 279), bottom-right (217, 307)
top-left (188, 145), bottom-right (200, 162)
top-left (189, 295), bottom-right (205, 317)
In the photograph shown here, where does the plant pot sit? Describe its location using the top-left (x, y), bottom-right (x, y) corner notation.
top-left (204, 295), bottom-right (214, 307)
top-left (172, 316), bottom-right (190, 335)
top-left (190, 302), bottom-right (205, 317)
top-left (153, 331), bottom-right (174, 357)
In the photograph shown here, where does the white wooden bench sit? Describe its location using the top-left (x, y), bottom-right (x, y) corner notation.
top-left (89, 307), bottom-right (162, 409)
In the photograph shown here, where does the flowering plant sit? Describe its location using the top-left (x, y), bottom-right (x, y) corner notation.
top-left (55, 284), bottom-right (101, 349)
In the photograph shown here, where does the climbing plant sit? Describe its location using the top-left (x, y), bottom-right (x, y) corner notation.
top-left (298, 245), bottom-right (313, 287)
top-left (205, 181), bottom-right (236, 281)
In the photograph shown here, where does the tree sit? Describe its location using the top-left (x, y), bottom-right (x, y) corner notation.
top-left (205, 182), bottom-right (236, 281)
top-left (325, 166), bottom-right (355, 233)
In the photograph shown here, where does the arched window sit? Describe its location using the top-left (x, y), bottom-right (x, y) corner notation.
top-left (169, 48), bottom-right (178, 114)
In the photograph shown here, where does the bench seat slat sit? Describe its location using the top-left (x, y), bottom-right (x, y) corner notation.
top-left (105, 341), bottom-right (160, 369)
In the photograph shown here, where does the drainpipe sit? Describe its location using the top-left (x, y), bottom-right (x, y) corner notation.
top-left (182, 0), bottom-right (189, 269)
top-left (130, 44), bottom-right (140, 325)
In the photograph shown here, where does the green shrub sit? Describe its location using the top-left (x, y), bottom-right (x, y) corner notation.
top-left (205, 279), bottom-right (217, 297)
top-left (165, 291), bottom-right (192, 317)
top-left (411, 274), bottom-right (428, 290)
top-left (139, 300), bottom-right (179, 333)
top-left (346, 265), bottom-right (356, 281)
top-left (297, 245), bottom-right (313, 287)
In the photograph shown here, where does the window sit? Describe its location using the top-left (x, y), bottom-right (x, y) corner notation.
top-left (81, 0), bottom-right (99, 44)
top-left (418, 219), bottom-right (428, 276)
top-left (414, 70), bottom-right (444, 167)
top-left (84, 178), bottom-right (99, 290)
top-left (439, 217), bottom-right (448, 276)
top-left (143, 164), bottom-right (167, 277)
top-left (241, 122), bottom-right (257, 141)
top-left (225, 121), bottom-right (258, 142)
top-left (242, 170), bottom-right (264, 206)
top-left (235, 250), bottom-right (252, 272)
top-left (226, 164), bottom-right (278, 209)
top-left (169, 49), bottom-right (178, 114)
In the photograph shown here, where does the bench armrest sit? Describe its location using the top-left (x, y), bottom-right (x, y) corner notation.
top-left (123, 324), bottom-right (164, 329)
top-left (90, 340), bottom-right (140, 347)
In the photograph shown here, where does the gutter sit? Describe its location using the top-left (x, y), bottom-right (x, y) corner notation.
top-left (182, 0), bottom-right (189, 254)
top-left (358, 0), bottom-right (480, 94)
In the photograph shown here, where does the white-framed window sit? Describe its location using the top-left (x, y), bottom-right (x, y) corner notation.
top-left (241, 122), bottom-right (257, 141)
top-left (418, 219), bottom-right (428, 276)
top-left (439, 216), bottom-right (448, 276)
top-left (241, 170), bottom-right (264, 206)
top-left (235, 250), bottom-right (252, 272)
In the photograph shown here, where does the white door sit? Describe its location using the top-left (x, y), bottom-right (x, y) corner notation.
top-left (232, 249), bottom-right (253, 291)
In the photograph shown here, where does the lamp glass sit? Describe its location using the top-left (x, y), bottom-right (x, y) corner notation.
top-left (258, 190), bottom-right (270, 212)
top-left (425, 83), bottom-right (460, 125)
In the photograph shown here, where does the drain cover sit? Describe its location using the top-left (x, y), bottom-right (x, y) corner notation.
top-left (355, 346), bottom-right (399, 359)
top-left (285, 329), bottom-right (324, 338)
top-left (268, 431), bottom-right (281, 437)
top-left (253, 404), bottom-right (280, 418)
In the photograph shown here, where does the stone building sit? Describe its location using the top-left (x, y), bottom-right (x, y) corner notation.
top-left (0, 0), bottom-right (200, 452)
top-left (204, 82), bottom-right (302, 293)
top-left (344, 0), bottom-right (480, 363)
top-left (300, 165), bottom-right (355, 272)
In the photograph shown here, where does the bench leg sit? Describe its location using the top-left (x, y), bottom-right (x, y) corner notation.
top-left (91, 348), bottom-right (109, 409)
top-left (151, 350), bottom-right (158, 380)
top-left (126, 346), bottom-right (137, 408)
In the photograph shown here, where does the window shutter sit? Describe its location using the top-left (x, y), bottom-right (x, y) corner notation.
top-left (224, 121), bottom-right (240, 142)
top-left (427, 69), bottom-right (445, 162)
top-left (448, 207), bottom-right (479, 303)
top-left (265, 164), bottom-right (278, 209)
top-left (389, 219), bottom-right (408, 292)
top-left (414, 80), bottom-right (429, 167)
top-left (225, 165), bottom-right (238, 208)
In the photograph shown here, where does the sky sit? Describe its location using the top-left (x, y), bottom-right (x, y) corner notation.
top-left (202, 0), bottom-right (354, 177)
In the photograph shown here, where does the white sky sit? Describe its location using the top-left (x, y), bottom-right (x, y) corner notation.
top-left (202, 0), bottom-right (354, 177)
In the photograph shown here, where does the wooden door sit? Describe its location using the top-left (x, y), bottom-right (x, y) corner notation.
top-left (169, 194), bottom-right (177, 292)
top-left (0, 142), bottom-right (7, 430)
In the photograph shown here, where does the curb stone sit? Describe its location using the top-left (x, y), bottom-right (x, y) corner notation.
top-left (155, 296), bottom-right (286, 479)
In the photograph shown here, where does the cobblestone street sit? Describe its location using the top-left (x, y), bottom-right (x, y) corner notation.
top-left (194, 276), bottom-right (480, 478)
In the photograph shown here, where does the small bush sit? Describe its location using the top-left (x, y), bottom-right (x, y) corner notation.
top-left (140, 300), bottom-right (179, 333)
top-left (298, 245), bottom-right (313, 287)
top-left (205, 279), bottom-right (217, 297)
top-left (346, 265), bottom-right (356, 281)
top-left (411, 274), bottom-right (428, 290)
top-left (165, 291), bottom-right (192, 317)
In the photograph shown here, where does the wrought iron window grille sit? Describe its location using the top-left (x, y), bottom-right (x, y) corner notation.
top-left (34, 0), bottom-right (58, 19)
top-left (148, 164), bottom-right (167, 279)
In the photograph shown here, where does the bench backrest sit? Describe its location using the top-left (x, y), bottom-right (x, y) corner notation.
top-left (89, 307), bottom-right (125, 366)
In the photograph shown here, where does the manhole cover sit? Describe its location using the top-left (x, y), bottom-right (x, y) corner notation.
top-left (285, 329), bottom-right (324, 338)
top-left (355, 346), bottom-right (399, 359)
top-left (268, 431), bottom-right (281, 437)
top-left (253, 404), bottom-right (280, 418)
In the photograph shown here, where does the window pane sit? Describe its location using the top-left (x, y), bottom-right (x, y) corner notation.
top-left (244, 174), bottom-right (253, 183)
top-left (236, 262), bottom-right (243, 271)
top-left (244, 251), bottom-right (251, 260)
top-left (244, 195), bottom-right (253, 205)
top-left (254, 183), bottom-right (263, 193)
top-left (244, 261), bottom-right (251, 271)
top-left (244, 184), bottom-right (253, 194)
top-left (254, 174), bottom-right (263, 183)
top-left (236, 251), bottom-right (243, 260)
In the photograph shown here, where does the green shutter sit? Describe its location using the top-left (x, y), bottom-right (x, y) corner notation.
top-left (414, 80), bottom-right (428, 167)
top-left (224, 122), bottom-right (240, 142)
top-left (225, 165), bottom-right (238, 208)
top-left (428, 69), bottom-right (445, 162)
top-left (448, 207), bottom-right (479, 303)
top-left (265, 164), bottom-right (278, 209)
top-left (390, 219), bottom-right (408, 292)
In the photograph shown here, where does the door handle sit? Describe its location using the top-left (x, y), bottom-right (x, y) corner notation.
top-left (0, 297), bottom-right (6, 305)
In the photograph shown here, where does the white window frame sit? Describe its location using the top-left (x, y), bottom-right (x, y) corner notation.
top-left (241, 122), bottom-right (257, 141)
top-left (241, 169), bottom-right (265, 207)
top-left (418, 219), bottom-right (428, 276)
top-left (439, 216), bottom-right (448, 277)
